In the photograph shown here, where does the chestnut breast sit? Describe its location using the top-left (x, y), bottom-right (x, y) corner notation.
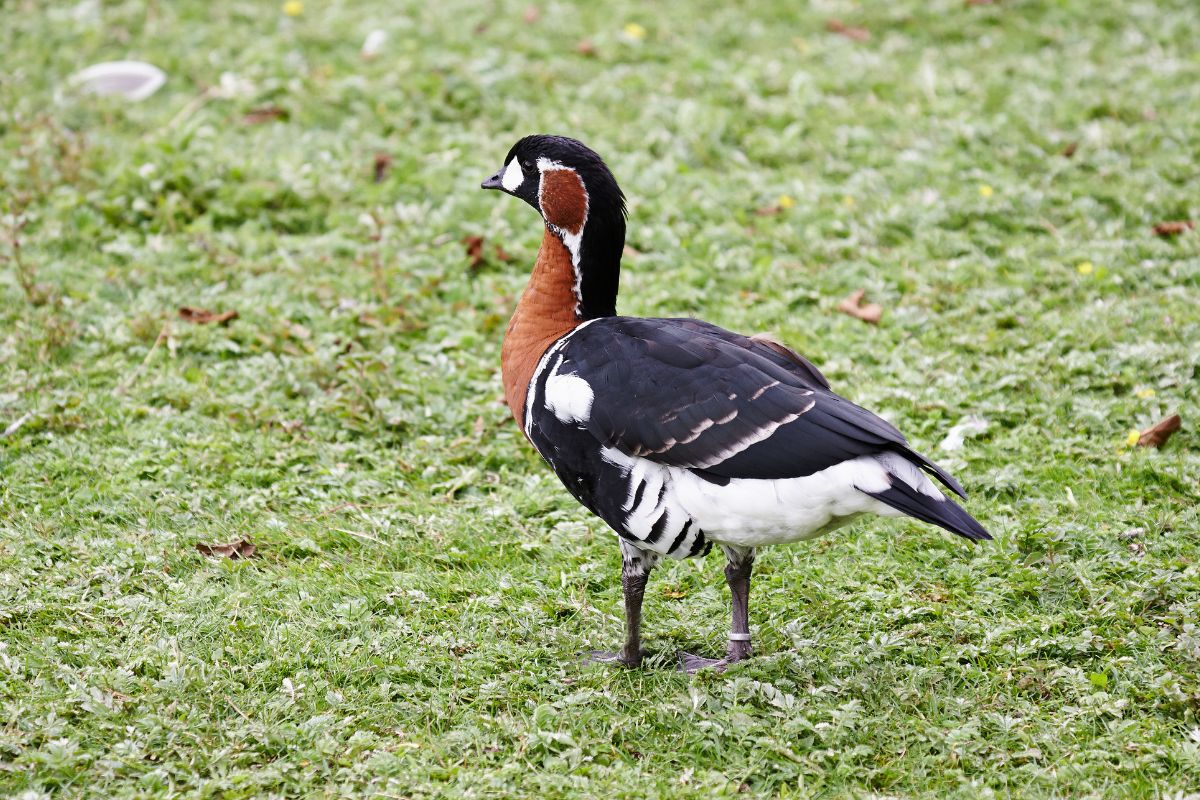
top-left (501, 229), bottom-right (582, 429)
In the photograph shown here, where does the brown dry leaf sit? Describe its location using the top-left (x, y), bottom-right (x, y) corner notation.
top-left (754, 205), bottom-right (781, 217)
top-left (662, 587), bottom-right (687, 599)
top-left (373, 152), bottom-right (392, 183)
top-left (1061, 141), bottom-right (1078, 158)
top-left (836, 289), bottom-right (883, 324)
top-left (826, 19), bottom-right (870, 42)
top-left (522, 5), bottom-right (540, 23)
top-left (241, 105), bottom-right (287, 125)
top-left (576, 38), bottom-right (596, 56)
top-left (196, 539), bottom-right (256, 559)
top-left (493, 244), bottom-right (512, 262)
top-left (1137, 414), bottom-right (1181, 448)
top-left (462, 235), bottom-right (485, 271)
top-left (1152, 220), bottom-right (1195, 238)
top-left (178, 307), bottom-right (238, 325)
top-left (473, 415), bottom-right (485, 435)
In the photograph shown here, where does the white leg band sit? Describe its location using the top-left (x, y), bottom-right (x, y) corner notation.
top-left (727, 632), bottom-right (752, 642)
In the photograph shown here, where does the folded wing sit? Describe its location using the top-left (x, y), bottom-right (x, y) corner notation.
top-left (563, 317), bottom-right (966, 496)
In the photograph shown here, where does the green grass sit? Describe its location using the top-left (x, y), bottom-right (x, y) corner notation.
top-left (2, 0), bottom-right (1199, 796)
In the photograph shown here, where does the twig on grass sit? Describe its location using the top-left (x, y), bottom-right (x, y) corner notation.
top-left (225, 696), bottom-right (252, 721)
top-left (331, 527), bottom-right (385, 545)
top-left (2, 412), bottom-right (34, 438)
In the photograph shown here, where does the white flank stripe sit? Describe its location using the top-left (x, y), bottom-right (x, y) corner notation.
top-left (523, 319), bottom-right (601, 439)
top-left (544, 358), bottom-right (594, 425)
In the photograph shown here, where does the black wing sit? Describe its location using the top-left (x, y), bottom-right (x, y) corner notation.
top-left (564, 317), bottom-right (965, 496)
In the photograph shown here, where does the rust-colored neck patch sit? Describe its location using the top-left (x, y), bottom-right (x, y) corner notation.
top-left (501, 229), bottom-right (584, 429)
top-left (539, 168), bottom-right (588, 236)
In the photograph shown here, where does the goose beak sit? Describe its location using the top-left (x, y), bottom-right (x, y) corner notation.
top-left (481, 169), bottom-right (505, 191)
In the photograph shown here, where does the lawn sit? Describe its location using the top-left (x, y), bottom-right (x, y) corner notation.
top-left (2, 0), bottom-right (1199, 797)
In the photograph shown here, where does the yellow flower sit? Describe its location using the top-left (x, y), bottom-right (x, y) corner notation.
top-left (841, 195), bottom-right (856, 208)
top-left (1125, 429), bottom-right (1140, 447)
top-left (1077, 261), bottom-right (1094, 275)
top-left (978, 184), bottom-right (994, 198)
top-left (623, 22), bottom-right (647, 40)
top-left (282, 1), bottom-right (303, 17)
top-left (1135, 388), bottom-right (1156, 399)
top-left (778, 195), bottom-right (796, 210)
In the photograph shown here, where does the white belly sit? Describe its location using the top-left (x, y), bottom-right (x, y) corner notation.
top-left (601, 446), bottom-right (942, 550)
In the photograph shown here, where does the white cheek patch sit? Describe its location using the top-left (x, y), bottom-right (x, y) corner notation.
top-left (501, 159), bottom-right (524, 192)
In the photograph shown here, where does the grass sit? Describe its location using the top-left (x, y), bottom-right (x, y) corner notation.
top-left (2, 0), bottom-right (1199, 796)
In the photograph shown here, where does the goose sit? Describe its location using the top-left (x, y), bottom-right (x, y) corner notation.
top-left (482, 135), bottom-right (990, 670)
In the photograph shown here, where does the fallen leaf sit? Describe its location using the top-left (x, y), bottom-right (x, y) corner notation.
top-left (836, 289), bottom-right (882, 324)
top-left (662, 587), bottom-right (687, 599)
top-left (242, 105), bottom-right (287, 124)
top-left (523, 5), bottom-right (540, 23)
top-left (70, 61), bottom-right (166, 101)
top-left (462, 235), bottom-right (485, 271)
top-left (473, 416), bottom-right (485, 435)
top-left (754, 204), bottom-right (781, 217)
top-left (178, 307), bottom-right (238, 325)
top-left (1060, 141), bottom-right (1078, 158)
top-left (373, 152), bottom-right (392, 183)
top-left (576, 38), bottom-right (596, 56)
top-left (1137, 414), bottom-right (1181, 448)
top-left (623, 22), bottom-right (647, 40)
top-left (1152, 220), bottom-right (1194, 238)
top-left (825, 19), bottom-right (870, 42)
top-left (196, 539), bottom-right (256, 559)
top-left (493, 244), bottom-right (512, 262)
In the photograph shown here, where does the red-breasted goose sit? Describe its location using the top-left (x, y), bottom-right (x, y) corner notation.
top-left (482, 135), bottom-right (990, 671)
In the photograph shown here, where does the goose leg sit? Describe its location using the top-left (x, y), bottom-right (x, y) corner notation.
top-left (724, 546), bottom-right (755, 662)
top-left (680, 545), bottom-right (756, 672)
top-left (587, 542), bottom-right (657, 667)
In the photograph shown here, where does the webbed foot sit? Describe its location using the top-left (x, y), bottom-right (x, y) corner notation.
top-left (583, 650), bottom-right (643, 668)
top-left (677, 651), bottom-right (729, 673)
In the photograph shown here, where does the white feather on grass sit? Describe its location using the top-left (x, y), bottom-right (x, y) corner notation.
top-left (70, 61), bottom-right (166, 101)
top-left (361, 30), bottom-right (387, 59)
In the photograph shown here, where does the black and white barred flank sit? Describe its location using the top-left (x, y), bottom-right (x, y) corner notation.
top-left (524, 316), bottom-right (991, 559)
